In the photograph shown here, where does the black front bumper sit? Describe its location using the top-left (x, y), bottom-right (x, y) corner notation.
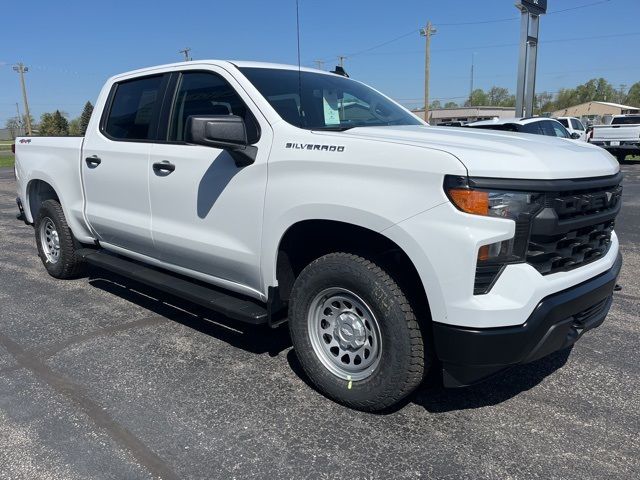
top-left (434, 253), bottom-right (622, 387)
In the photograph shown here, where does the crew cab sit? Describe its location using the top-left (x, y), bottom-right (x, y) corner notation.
top-left (14, 61), bottom-right (623, 411)
top-left (590, 114), bottom-right (640, 162)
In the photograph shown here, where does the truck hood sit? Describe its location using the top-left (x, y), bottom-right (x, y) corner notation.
top-left (341, 125), bottom-right (619, 179)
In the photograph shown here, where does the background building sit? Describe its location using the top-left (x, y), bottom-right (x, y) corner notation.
top-left (552, 101), bottom-right (640, 125)
top-left (412, 106), bottom-right (516, 125)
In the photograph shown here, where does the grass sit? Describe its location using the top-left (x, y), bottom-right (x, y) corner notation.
top-left (0, 150), bottom-right (14, 168)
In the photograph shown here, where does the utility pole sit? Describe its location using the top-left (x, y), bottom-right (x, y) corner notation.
top-left (13, 63), bottom-right (33, 136)
top-left (469, 53), bottom-right (475, 105)
top-left (179, 47), bottom-right (192, 61)
top-left (420, 21), bottom-right (436, 122)
top-left (338, 55), bottom-right (347, 68)
top-left (313, 60), bottom-right (325, 70)
top-left (15, 103), bottom-right (24, 136)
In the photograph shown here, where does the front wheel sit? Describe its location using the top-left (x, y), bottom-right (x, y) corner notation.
top-left (288, 252), bottom-right (427, 411)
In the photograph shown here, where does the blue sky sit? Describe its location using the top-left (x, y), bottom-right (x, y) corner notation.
top-left (1, 0), bottom-right (638, 125)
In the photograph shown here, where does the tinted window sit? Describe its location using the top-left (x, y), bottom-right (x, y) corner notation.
top-left (570, 118), bottom-right (584, 130)
top-left (105, 76), bottom-right (164, 140)
top-left (169, 72), bottom-right (259, 143)
top-left (611, 115), bottom-right (640, 125)
top-left (520, 122), bottom-right (543, 135)
top-left (239, 67), bottom-right (421, 130)
top-left (557, 118), bottom-right (569, 127)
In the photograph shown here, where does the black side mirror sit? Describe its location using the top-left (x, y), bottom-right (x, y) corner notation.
top-left (186, 115), bottom-right (257, 167)
top-left (570, 132), bottom-right (581, 139)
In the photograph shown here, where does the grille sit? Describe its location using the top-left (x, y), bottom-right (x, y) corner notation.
top-left (547, 185), bottom-right (622, 220)
top-left (527, 220), bottom-right (614, 275)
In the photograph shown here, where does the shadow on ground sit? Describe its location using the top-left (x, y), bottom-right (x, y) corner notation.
top-left (86, 267), bottom-right (291, 358)
top-left (86, 265), bottom-right (572, 414)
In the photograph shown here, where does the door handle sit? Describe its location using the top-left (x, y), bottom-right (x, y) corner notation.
top-left (85, 156), bottom-right (101, 167)
top-left (153, 161), bottom-right (176, 174)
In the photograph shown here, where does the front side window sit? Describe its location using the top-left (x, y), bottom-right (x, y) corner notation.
top-left (105, 75), bottom-right (164, 140)
top-left (239, 67), bottom-right (422, 130)
top-left (548, 121), bottom-right (570, 138)
top-left (169, 72), bottom-right (259, 143)
top-left (571, 118), bottom-right (584, 130)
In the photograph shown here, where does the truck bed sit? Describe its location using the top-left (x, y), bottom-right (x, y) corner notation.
top-left (14, 136), bottom-right (94, 243)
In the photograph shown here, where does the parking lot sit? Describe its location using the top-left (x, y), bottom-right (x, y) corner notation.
top-left (0, 164), bottom-right (639, 479)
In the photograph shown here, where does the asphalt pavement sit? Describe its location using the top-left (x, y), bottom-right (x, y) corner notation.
top-left (0, 165), bottom-right (638, 479)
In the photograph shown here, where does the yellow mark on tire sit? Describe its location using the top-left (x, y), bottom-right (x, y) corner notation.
top-left (347, 375), bottom-right (352, 390)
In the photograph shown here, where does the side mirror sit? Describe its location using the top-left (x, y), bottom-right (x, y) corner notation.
top-left (570, 132), bottom-right (581, 139)
top-left (186, 115), bottom-right (257, 167)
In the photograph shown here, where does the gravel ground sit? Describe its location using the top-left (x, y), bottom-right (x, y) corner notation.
top-left (0, 165), bottom-right (638, 479)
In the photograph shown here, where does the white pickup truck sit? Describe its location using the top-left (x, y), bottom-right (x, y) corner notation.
top-left (590, 114), bottom-right (640, 161)
top-left (14, 61), bottom-right (623, 411)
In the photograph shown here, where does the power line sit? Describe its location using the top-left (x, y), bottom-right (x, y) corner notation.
top-left (309, 0), bottom-right (614, 63)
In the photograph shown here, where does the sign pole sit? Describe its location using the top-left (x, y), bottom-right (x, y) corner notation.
top-left (515, 0), bottom-right (547, 117)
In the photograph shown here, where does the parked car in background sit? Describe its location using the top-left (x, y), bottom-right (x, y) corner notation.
top-left (466, 117), bottom-right (581, 140)
top-left (556, 116), bottom-right (587, 141)
top-left (590, 114), bottom-right (640, 162)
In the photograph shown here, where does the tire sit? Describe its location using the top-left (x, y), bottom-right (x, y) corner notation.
top-left (34, 199), bottom-right (85, 279)
top-left (616, 153), bottom-right (627, 163)
top-left (288, 252), bottom-right (427, 411)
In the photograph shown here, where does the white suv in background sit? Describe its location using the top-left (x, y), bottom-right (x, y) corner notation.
top-left (557, 117), bottom-right (587, 141)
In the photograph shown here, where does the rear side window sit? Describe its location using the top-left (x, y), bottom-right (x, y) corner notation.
top-left (520, 122), bottom-right (543, 135)
top-left (557, 118), bottom-right (569, 127)
top-left (104, 75), bottom-right (164, 140)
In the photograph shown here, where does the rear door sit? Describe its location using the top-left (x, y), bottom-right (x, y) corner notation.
top-left (148, 68), bottom-right (272, 295)
top-left (82, 74), bottom-right (169, 257)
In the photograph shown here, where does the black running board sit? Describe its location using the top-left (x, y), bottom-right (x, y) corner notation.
top-left (78, 249), bottom-right (268, 324)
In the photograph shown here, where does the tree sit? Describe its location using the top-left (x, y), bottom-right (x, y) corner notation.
top-left (68, 118), bottom-right (82, 136)
top-left (625, 82), bottom-right (640, 107)
top-left (535, 91), bottom-right (555, 113)
top-left (444, 101), bottom-right (458, 109)
top-left (5, 118), bottom-right (20, 138)
top-left (465, 89), bottom-right (488, 107)
top-left (79, 101), bottom-right (94, 135)
top-left (39, 110), bottom-right (69, 136)
top-left (487, 87), bottom-right (510, 106)
top-left (429, 100), bottom-right (442, 110)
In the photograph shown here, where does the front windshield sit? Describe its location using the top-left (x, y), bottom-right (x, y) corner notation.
top-left (239, 67), bottom-right (422, 130)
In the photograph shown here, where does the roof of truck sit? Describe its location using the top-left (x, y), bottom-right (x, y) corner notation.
top-left (111, 60), bottom-right (330, 81)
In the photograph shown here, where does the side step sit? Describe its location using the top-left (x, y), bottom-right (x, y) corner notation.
top-left (78, 249), bottom-right (268, 324)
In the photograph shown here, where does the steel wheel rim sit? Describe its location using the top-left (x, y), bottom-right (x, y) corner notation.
top-left (39, 217), bottom-right (61, 264)
top-left (307, 287), bottom-right (382, 381)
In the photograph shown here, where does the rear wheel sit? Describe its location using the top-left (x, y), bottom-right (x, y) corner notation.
top-left (288, 252), bottom-right (427, 411)
top-left (615, 153), bottom-right (627, 163)
top-left (34, 199), bottom-right (85, 279)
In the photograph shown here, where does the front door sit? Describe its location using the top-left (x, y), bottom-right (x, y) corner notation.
top-left (83, 74), bottom-right (168, 258)
top-left (148, 70), bottom-right (271, 296)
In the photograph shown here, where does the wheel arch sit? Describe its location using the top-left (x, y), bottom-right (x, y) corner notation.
top-left (271, 219), bottom-right (433, 324)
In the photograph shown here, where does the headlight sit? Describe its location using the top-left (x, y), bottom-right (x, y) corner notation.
top-left (444, 175), bottom-right (544, 294)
